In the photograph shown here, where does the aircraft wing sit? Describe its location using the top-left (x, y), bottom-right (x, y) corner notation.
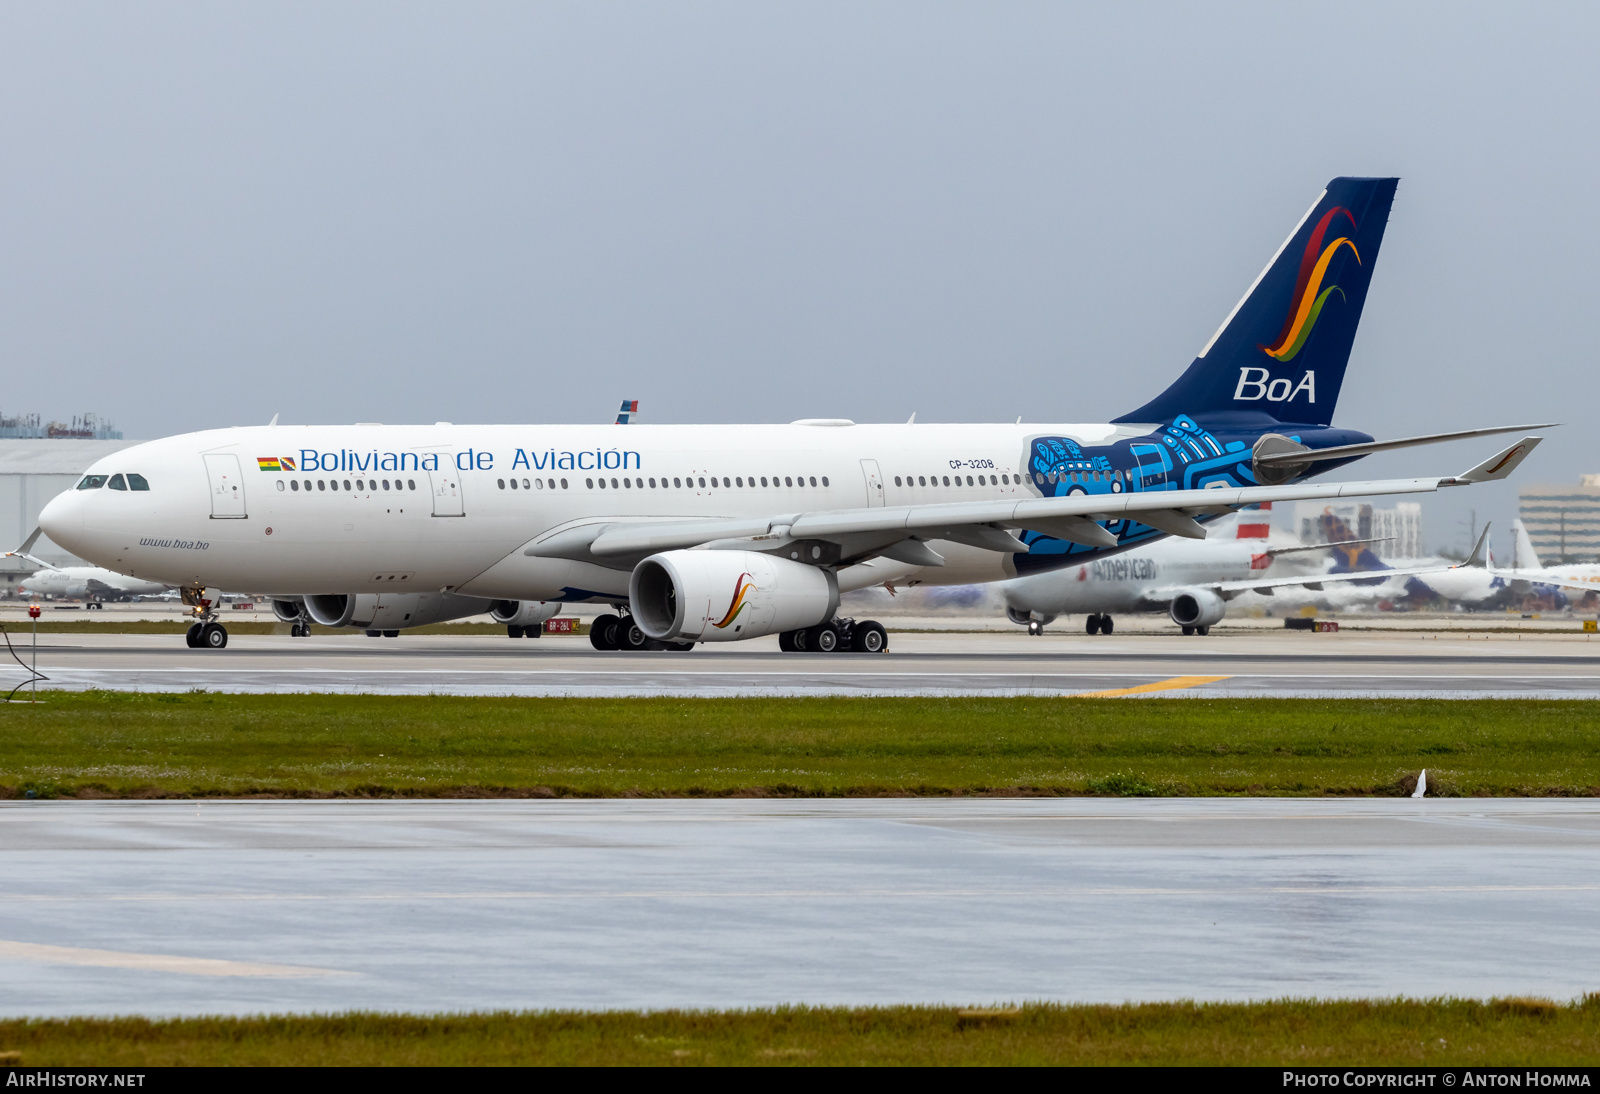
top-left (3, 527), bottom-right (55, 571)
top-left (528, 437), bottom-right (1543, 565)
top-left (1191, 562), bottom-right (1461, 597)
top-left (1196, 524), bottom-right (1495, 596)
top-left (1492, 572), bottom-right (1600, 596)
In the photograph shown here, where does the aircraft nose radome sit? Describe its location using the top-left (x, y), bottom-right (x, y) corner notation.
top-left (38, 491), bottom-right (87, 558)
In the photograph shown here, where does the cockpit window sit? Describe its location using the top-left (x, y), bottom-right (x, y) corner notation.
top-left (107, 474), bottom-right (127, 490)
top-left (127, 474), bottom-right (150, 491)
top-left (77, 475), bottom-right (107, 490)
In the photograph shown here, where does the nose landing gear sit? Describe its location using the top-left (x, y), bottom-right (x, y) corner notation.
top-left (180, 587), bottom-right (228, 650)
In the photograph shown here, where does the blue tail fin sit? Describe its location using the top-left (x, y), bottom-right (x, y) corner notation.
top-left (1116, 177), bottom-right (1398, 427)
top-left (1321, 511), bottom-right (1391, 585)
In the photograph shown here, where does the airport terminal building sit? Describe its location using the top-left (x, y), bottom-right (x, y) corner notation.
top-left (1519, 476), bottom-right (1600, 564)
top-left (0, 438), bottom-right (138, 592)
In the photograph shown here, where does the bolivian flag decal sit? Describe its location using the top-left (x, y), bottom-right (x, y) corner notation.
top-left (257, 456), bottom-right (296, 471)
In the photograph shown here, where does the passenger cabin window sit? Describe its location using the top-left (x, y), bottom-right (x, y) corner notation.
top-left (107, 474), bottom-right (127, 490)
top-left (77, 475), bottom-right (107, 490)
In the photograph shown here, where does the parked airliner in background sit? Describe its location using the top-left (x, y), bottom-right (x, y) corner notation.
top-left (1487, 519), bottom-right (1600, 604)
top-left (6, 531), bottom-right (168, 606)
top-left (34, 176), bottom-right (1548, 650)
top-left (1001, 513), bottom-right (1490, 635)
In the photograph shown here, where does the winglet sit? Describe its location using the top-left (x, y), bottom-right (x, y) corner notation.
top-left (267, 413), bottom-right (279, 427)
top-left (1446, 436), bottom-right (1542, 485)
top-left (1458, 523), bottom-right (1491, 569)
top-left (4, 527), bottom-right (54, 570)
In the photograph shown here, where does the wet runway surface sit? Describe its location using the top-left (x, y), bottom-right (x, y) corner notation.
top-left (3, 798), bottom-right (1598, 1016)
top-left (7, 630), bottom-right (1600, 698)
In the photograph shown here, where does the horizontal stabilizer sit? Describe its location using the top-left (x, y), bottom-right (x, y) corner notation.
top-left (1254, 423), bottom-right (1558, 467)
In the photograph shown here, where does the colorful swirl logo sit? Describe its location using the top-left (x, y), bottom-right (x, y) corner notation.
top-left (1261, 206), bottom-right (1360, 362)
top-left (712, 572), bottom-right (757, 629)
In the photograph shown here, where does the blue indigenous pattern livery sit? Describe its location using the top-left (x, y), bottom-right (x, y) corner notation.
top-left (1012, 416), bottom-right (1374, 574)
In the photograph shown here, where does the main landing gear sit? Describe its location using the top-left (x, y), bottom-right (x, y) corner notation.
top-left (777, 617), bottom-right (888, 654)
top-left (1179, 624), bottom-right (1210, 636)
top-left (1085, 614), bottom-right (1114, 635)
top-left (588, 612), bottom-right (694, 652)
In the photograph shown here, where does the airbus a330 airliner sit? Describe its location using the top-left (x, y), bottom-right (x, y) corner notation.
top-left (36, 177), bottom-right (1547, 651)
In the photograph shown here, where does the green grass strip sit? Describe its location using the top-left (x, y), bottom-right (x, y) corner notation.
top-left (2, 693), bottom-right (1597, 798)
top-left (1, 998), bottom-right (1597, 1065)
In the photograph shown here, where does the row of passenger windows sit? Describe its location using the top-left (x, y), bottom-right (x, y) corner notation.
top-left (891, 470), bottom-right (1123, 488)
top-left (497, 474), bottom-right (832, 491)
top-left (496, 478), bottom-right (570, 490)
top-left (895, 473), bottom-right (1016, 488)
top-left (276, 478), bottom-right (419, 493)
top-left (76, 473), bottom-right (150, 491)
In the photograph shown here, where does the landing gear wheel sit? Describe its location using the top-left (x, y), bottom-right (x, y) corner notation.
top-left (621, 621), bottom-right (651, 651)
top-left (791, 627), bottom-right (811, 652)
top-left (1195, 625), bottom-right (1210, 636)
top-left (365, 629), bottom-right (381, 637)
top-left (778, 630), bottom-right (798, 652)
top-left (1100, 615), bottom-right (1114, 635)
top-left (852, 620), bottom-right (888, 653)
top-left (1181, 625), bottom-right (1194, 636)
top-left (185, 623), bottom-right (203, 648)
top-left (507, 625), bottom-right (524, 639)
top-left (201, 623), bottom-right (228, 649)
top-left (1027, 620), bottom-right (1040, 636)
top-left (383, 630), bottom-right (399, 638)
top-left (813, 624), bottom-right (841, 653)
top-left (1086, 615), bottom-right (1101, 635)
top-left (589, 614), bottom-right (622, 651)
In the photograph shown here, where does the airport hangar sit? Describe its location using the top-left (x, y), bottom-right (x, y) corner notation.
top-left (0, 438), bottom-right (139, 593)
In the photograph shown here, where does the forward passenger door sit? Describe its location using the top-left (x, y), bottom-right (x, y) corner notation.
top-left (203, 454), bottom-right (247, 518)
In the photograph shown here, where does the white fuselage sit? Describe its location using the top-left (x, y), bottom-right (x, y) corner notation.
top-left (40, 421), bottom-right (1138, 603)
top-left (1001, 537), bottom-right (1272, 617)
top-left (17, 566), bottom-right (168, 600)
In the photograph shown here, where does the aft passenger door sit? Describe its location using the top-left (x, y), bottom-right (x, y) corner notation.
top-left (203, 454), bottom-right (247, 518)
top-left (428, 468), bottom-right (464, 516)
top-left (860, 459), bottom-right (885, 507)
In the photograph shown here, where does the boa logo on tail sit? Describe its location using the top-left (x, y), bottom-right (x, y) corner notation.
top-left (1260, 206), bottom-right (1360, 362)
top-left (712, 572), bottom-right (757, 629)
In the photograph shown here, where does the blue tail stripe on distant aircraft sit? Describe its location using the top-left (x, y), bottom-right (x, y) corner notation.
top-left (1114, 177), bottom-right (1398, 429)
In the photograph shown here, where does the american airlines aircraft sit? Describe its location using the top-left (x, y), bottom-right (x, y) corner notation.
top-left (34, 177), bottom-right (1546, 651)
top-left (1000, 517), bottom-right (1490, 635)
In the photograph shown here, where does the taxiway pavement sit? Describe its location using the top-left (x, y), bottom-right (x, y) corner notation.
top-left (6, 629), bottom-right (1600, 698)
top-left (3, 798), bottom-right (1597, 1016)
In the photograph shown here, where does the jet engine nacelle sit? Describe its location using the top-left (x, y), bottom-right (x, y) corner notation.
top-left (630, 549), bottom-right (839, 642)
top-left (1169, 588), bottom-right (1227, 628)
top-left (488, 600), bottom-right (563, 627)
top-left (301, 591), bottom-right (494, 630)
top-left (270, 597), bottom-right (305, 623)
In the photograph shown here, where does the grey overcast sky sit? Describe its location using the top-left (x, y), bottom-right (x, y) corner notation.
top-left (2, 2), bottom-right (1596, 553)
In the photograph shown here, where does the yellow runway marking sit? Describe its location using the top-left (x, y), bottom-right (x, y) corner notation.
top-left (1071, 675), bottom-right (1231, 698)
top-left (0, 940), bottom-right (344, 978)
